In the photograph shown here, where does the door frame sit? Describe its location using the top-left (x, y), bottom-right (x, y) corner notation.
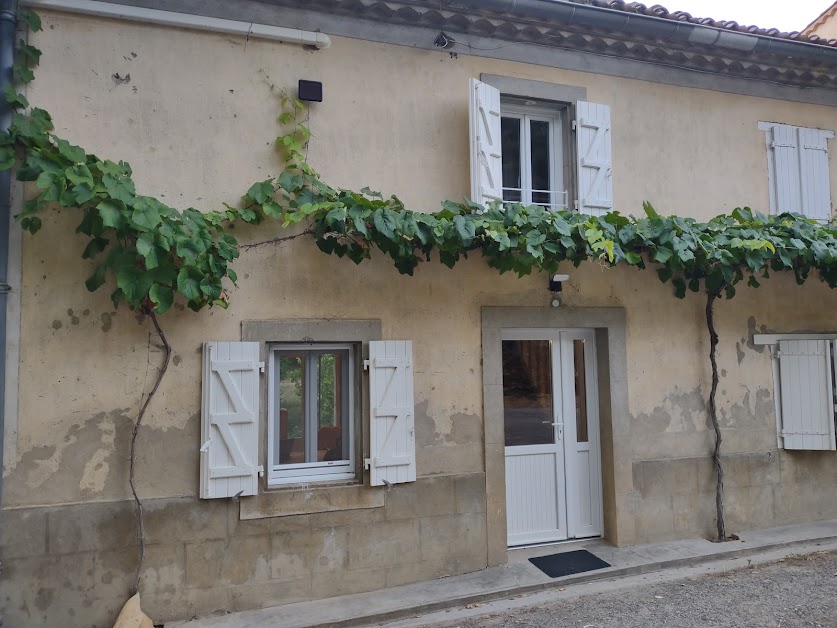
top-left (501, 328), bottom-right (603, 546)
top-left (481, 307), bottom-right (629, 567)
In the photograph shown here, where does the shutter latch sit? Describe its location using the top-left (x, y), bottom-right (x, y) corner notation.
top-left (363, 457), bottom-right (372, 470)
top-left (363, 359), bottom-right (371, 371)
top-left (258, 361), bottom-right (265, 373)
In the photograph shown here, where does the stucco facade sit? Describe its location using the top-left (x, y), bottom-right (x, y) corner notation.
top-left (1, 4), bottom-right (837, 627)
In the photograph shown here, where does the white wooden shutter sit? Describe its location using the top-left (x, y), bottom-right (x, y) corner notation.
top-left (767, 123), bottom-right (834, 220)
top-left (368, 340), bottom-right (416, 486)
top-left (799, 127), bottom-right (833, 221)
top-left (469, 78), bottom-right (503, 209)
top-left (777, 339), bottom-right (837, 451)
top-left (770, 124), bottom-right (803, 214)
top-left (200, 342), bottom-right (263, 498)
top-left (576, 101), bottom-right (613, 216)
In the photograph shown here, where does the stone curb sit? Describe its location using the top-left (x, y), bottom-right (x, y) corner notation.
top-left (306, 532), bottom-right (837, 628)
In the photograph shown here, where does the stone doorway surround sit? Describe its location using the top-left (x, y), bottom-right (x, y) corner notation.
top-left (481, 307), bottom-right (630, 566)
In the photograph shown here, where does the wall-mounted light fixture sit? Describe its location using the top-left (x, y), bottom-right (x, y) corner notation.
top-left (298, 79), bottom-right (323, 102)
top-left (549, 274), bottom-right (570, 307)
top-left (434, 31), bottom-right (456, 49)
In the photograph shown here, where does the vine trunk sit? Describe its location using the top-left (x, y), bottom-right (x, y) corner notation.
top-left (705, 291), bottom-right (726, 542)
top-left (129, 311), bottom-right (171, 594)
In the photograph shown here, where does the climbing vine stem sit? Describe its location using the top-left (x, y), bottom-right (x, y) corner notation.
top-left (705, 290), bottom-right (726, 542)
top-left (129, 310), bottom-right (170, 594)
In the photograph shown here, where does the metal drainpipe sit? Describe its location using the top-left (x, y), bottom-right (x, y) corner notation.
top-left (0, 0), bottom-right (16, 509)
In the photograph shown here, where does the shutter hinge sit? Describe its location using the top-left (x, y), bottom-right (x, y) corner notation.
top-left (257, 465), bottom-right (264, 477)
top-left (364, 457), bottom-right (372, 470)
top-left (200, 439), bottom-right (211, 452)
top-left (258, 361), bottom-right (265, 373)
top-left (363, 359), bottom-right (371, 371)
top-left (574, 199), bottom-right (580, 211)
top-left (571, 119), bottom-right (577, 131)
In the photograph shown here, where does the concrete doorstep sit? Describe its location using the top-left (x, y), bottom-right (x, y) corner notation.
top-left (168, 519), bottom-right (837, 628)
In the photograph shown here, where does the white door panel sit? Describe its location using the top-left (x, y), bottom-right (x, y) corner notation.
top-left (501, 328), bottom-right (603, 547)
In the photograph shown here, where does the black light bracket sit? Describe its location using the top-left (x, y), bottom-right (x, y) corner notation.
top-left (298, 79), bottom-right (323, 102)
top-left (434, 31), bottom-right (456, 49)
top-left (549, 274), bottom-right (570, 292)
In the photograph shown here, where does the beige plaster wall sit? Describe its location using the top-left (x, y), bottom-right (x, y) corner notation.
top-left (2, 10), bottom-right (837, 627)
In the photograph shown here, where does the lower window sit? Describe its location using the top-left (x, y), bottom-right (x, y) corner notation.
top-left (268, 343), bottom-right (356, 484)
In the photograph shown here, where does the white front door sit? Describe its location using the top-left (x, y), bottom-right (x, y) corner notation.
top-left (502, 329), bottom-right (603, 546)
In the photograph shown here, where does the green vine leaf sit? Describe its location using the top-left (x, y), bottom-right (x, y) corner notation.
top-left (18, 8), bottom-right (42, 33)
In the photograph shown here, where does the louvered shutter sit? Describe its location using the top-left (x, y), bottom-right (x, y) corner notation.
top-left (200, 342), bottom-right (263, 498)
top-left (368, 340), bottom-right (416, 486)
top-left (770, 124), bottom-right (803, 214)
top-left (576, 101), bottom-right (613, 216)
top-left (469, 78), bottom-right (503, 209)
top-left (799, 127), bottom-right (833, 221)
top-left (777, 339), bottom-right (837, 451)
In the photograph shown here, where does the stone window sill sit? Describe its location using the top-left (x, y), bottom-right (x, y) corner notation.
top-left (240, 481), bottom-right (384, 519)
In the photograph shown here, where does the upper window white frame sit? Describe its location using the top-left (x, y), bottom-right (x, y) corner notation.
top-left (500, 101), bottom-right (567, 211)
top-left (758, 121), bottom-right (834, 221)
top-left (267, 342), bottom-right (356, 485)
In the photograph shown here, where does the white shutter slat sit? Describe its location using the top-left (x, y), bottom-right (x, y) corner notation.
top-left (770, 124), bottom-right (802, 214)
top-left (469, 78), bottom-right (503, 209)
top-left (368, 340), bottom-right (416, 486)
top-left (799, 127), bottom-right (832, 221)
top-left (201, 341), bottom-right (262, 498)
top-left (576, 101), bottom-right (613, 216)
top-left (777, 339), bottom-right (837, 451)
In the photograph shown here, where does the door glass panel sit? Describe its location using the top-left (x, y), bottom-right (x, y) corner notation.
top-left (501, 117), bottom-right (522, 203)
top-left (573, 339), bottom-right (588, 443)
top-left (278, 354), bottom-right (305, 464)
top-left (530, 119), bottom-right (551, 206)
top-left (502, 339), bottom-right (554, 446)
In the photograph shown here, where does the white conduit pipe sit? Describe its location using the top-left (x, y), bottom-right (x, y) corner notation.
top-left (21, 0), bottom-right (332, 48)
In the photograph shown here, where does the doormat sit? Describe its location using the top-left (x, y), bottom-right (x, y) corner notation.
top-left (528, 549), bottom-right (611, 578)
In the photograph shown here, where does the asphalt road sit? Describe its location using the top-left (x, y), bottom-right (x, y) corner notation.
top-left (393, 549), bottom-right (837, 628)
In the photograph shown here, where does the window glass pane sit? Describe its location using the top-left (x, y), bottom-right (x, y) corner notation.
top-left (574, 339), bottom-right (588, 443)
top-left (501, 116), bottom-right (522, 203)
top-left (316, 353), bottom-right (346, 462)
top-left (530, 119), bottom-right (551, 206)
top-left (502, 340), bottom-right (554, 446)
top-left (278, 354), bottom-right (305, 465)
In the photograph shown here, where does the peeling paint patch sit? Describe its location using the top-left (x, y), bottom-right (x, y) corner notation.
top-left (631, 387), bottom-right (706, 434)
top-left (747, 316), bottom-right (769, 353)
top-left (100, 312), bottom-right (112, 332)
top-left (79, 415), bottom-right (116, 494)
top-left (172, 355), bottom-right (182, 366)
top-left (718, 387), bottom-right (774, 428)
top-left (415, 399), bottom-right (482, 447)
top-left (736, 342), bottom-right (745, 364)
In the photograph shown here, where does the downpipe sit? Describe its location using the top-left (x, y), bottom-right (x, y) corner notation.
top-left (0, 0), bottom-right (16, 510)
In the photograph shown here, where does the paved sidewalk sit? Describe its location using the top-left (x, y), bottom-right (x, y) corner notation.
top-left (169, 518), bottom-right (837, 628)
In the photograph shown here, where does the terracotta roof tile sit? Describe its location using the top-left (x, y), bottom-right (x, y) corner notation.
top-left (581, 0), bottom-right (837, 47)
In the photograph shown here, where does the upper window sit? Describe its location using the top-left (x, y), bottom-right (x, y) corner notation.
top-left (268, 343), bottom-right (355, 485)
top-left (501, 100), bottom-right (567, 211)
top-left (469, 78), bottom-right (612, 216)
top-left (759, 122), bottom-right (834, 221)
